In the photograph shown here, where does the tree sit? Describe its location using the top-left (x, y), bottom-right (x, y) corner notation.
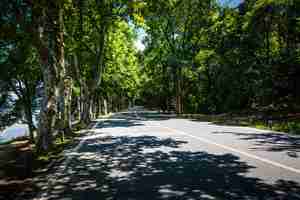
top-left (101, 21), bottom-right (141, 112)
top-left (0, 40), bottom-right (41, 142)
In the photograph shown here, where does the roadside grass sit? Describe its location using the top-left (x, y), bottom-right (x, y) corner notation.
top-left (267, 121), bottom-right (300, 134)
top-left (0, 134), bottom-right (75, 200)
top-left (29, 116), bottom-right (109, 169)
top-left (34, 136), bottom-right (74, 165)
top-left (0, 115), bottom-right (110, 199)
top-left (0, 119), bottom-right (92, 177)
top-left (178, 113), bottom-right (300, 135)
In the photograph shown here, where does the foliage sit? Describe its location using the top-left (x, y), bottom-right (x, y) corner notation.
top-left (1, 0), bottom-right (300, 151)
top-left (141, 0), bottom-right (300, 114)
top-left (101, 21), bottom-right (141, 104)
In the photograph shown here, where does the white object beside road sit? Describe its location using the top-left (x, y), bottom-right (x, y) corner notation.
top-left (0, 123), bottom-right (29, 144)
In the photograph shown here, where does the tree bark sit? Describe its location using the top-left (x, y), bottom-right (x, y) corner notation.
top-left (15, 79), bottom-right (35, 143)
top-left (175, 67), bottom-right (183, 114)
top-left (24, 99), bottom-right (35, 142)
top-left (98, 97), bottom-right (102, 117)
top-left (80, 83), bottom-right (91, 125)
top-left (62, 76), bottom-right (73, 135)
top-left (35, 1), bottom-right (64, 152)
top-left (37, 63), bottom-right (58, 152)
top-left (89, 98), bottom-right (94, 120)
top-left (72, 53), bottom-right (82, 121)
top-left (103, 98), bottom-right (108, 115)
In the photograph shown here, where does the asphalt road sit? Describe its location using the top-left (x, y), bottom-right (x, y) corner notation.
top-left (36, 108), bottom-right (300, 200)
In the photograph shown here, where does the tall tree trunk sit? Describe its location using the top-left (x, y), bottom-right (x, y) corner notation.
top-left (56, 3), bottom-right (71, 139)
top-left (72, 53), bottom-right (82, 121)
top-left (162, 64), bottom-right (168, 112)
top-left (110, 96), bottom-right (113, 113)
top-left (35, 1), bottom-right (64, 152)
top-left (175, 67), bottom-right (183, 114)
top-left (103, 98), bottom-right (108, 115)
top-left (80, 83), bottom-right (91, 125)
top-left (77, 95), bottom-right (81, 120)
top-left (63, 76), bottom-right (73, 135)
top-left (89, 98), bottom-right (94, 120)
top-left (99, 97), bottom-right (103, 116)
top-left (37, 62), bottom-right (58, 152)
top-left (18, 79), bottom-right (35, 143)
top-left (24, 99), bottom-right (35, 142)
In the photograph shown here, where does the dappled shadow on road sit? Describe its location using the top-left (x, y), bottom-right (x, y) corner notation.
top-left (213, 131), bottom-right (300, 158)
top-left (44, 135), bottom-right (300, 200)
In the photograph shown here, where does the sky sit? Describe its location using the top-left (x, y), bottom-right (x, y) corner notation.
top-left (134, 0), bottom-right (243, 51)
top-left (218, 0), bottom-right (242, 7)
top-left (134, 28), bottom-right (146, 52)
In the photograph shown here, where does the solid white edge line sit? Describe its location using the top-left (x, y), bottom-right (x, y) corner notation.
top-left (133, 111), bottom-right (300, 175)
top-left (158, 124), bottom-right (300, 175)
top-left (35, 110), bottom-right (300, 200)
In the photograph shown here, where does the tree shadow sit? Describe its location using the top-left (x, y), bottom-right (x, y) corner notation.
top-left (212, 131), bottom-right (300, 158)
top-left (0, 141), bottom-right (39, 200)
top-left (0, 135), bottom-right (78, 200)
top-left (42, 135), bottom-right (300, 200)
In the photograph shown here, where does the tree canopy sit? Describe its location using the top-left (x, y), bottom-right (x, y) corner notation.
top-left (0, 0), bottom-right (299, 151)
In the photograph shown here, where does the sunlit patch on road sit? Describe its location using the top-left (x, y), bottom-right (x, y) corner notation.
top-left (33, 110), bottom-right (300, 200)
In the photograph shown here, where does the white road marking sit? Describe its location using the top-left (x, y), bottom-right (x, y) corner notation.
top-left (157, 123), bottom-right (300, 175)
top-left (135, 111), bottom-right (300, 174)
top-left (34, 110), bottom-right (300, 200)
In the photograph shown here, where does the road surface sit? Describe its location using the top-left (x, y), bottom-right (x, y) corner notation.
top-left (36, 108), bottom-right (300, 200)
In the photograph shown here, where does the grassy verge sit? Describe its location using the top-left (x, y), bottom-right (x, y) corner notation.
top-left (0, 120), bottom-right (93, 175)
top-left (33, 136), bottom-right (75, 169)
top-left (178, 113), bottom-right (300, 135)
top-left (0, 120), bottom-right (98, 200)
